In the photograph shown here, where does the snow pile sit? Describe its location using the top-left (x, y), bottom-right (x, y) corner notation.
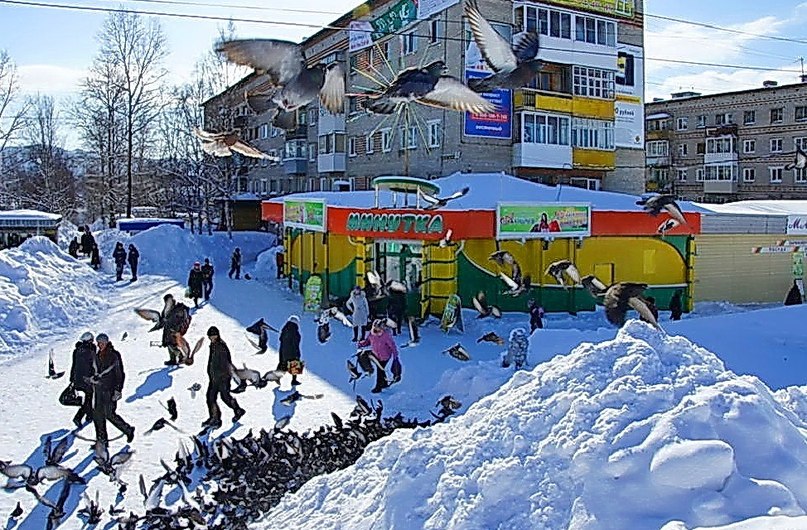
top-left (0, 237), bottom-right (106, 354)
top-left (252, 320), bottom-right (807, 530)
top-left (253, 245), bottom-right (283, 280)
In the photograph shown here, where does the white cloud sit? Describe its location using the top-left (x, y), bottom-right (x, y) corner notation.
top-left (17, 64), bottom-right (86, 96)
top-left (646, 65), bottom-right (803, 102)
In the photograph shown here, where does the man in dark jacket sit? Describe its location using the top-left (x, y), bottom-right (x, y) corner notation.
top-left (70, 331), bottom-right (96, 428)
top-left (201, 258), bottom-right (214, 301)
top-left (127, 244), bottom-right (139, 282)
top-left (669, 290), bottom-right (684, 320)
top-left (80, 227), bottom-right (94, 257)
top-left (89, 333), bottom-right (134, 448)
top-left (278, 315), bottom-right (302, 386)
top-left (113, 242), bottom-right (127, 281)
top-left (202, 326), bottom-right (245, 429)
top-left (387, 289), bottom-right (406, 336)
top-left (90, 242), bottom-right (101, 270)
top-left (68, 237), bottom-right (79, 258)
top-left (188, 262), bottom-right (205, 308)
top-left (162, 294), bottom-right (191, 365)
top-left (528, 299), bottom-right (544, 333)
top-left (228, 248), bottom-right (242, 279)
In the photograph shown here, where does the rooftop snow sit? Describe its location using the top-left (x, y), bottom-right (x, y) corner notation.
top-left (0, 209), bottom-right (62, 221)
top-left (696, 200), bottom-right (807, 216)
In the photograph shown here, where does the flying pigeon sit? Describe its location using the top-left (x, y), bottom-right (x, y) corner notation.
top-left (464, 1), bottom-right (543, 93)
top-left (657, 218), bottom-right (680, 235)
top-left (188, 383), bottom-right (202, 399)
top-left (603, 282), bottom-right (659, 328)
top-left (636, 194), bottom-right (687, 226)
top-left (580, 275), bottom-right (608, 298)
top-left (443, 343), bottom-right (471, 361)
top-left (9, 501), bottom-right (22, 518)
top-left (47, 350), bottom-right (65, 379)
top-left (361, 60), bottom-right (496, 115)
top-left (439, 229), bottom-right (454, 248)
top-left (489, 250), bottom-right (515, 266)
top-left (193, 127), bottom-right (276, 159)
top-left (472, 291), bottom-right (501, 319)
top-left (417, 186), bottom-right (470, 210)
top-left (500, 270), bottom-right (531, 297)
top-left (166, 398), bottom-right (178, 421)
top-left (476, 331), bottom-right (505, 345)
top-left (79, 491), bottom-right (103, 525)
top-left (545, 260), bottom-right (581, 290)
top-left (785, 147), bottom-right (807, 171)
top-left (217, 39), bottom-right (346, 119)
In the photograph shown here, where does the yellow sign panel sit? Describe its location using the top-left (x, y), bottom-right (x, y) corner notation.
top-left (550, 0), bottom-right (634, 18)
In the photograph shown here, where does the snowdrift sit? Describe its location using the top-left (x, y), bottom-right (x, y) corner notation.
top-left (252, 320), bottom-right (807, 530)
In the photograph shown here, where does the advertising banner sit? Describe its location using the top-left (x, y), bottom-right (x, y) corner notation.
top-left (417, 0), bottom-right (460, 20)
top-left (615, 43), bottom-right (644, 149)
top-left (550, 0), bottom-right (634, 18)
top-left (371, 0), bottom-right (417, 41)
top-left (497, 203), bottom-right (591, 239)
top-left (349, 20), bottom-right (374, 52)
top-left (283, 199), bottom-right (327, 232)
top-left (464, 70), bottom-right (512, 139)
top-left (303, 275), bottom-right (323, 312)
top-left (788, 215), bottom-right (807, 235)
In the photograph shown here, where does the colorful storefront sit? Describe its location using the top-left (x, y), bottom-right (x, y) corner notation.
top-left (262, 173), bottom-right (701, 317)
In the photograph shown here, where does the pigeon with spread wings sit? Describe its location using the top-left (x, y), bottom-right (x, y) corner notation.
top-left (636, 194), bottom-right (687, 226)
top-left (580, 274), bottom-right (608, 298)
top-left (464, 1), bottom-right (543, 93)
top-left (545, 260), bottom-right (581, 290)
top-left (603, 281), bottom-right (659, 328)
top-left (418, 186), bottom-right (470, 210)
top-left (785, 147), bottom-right (807, 171)
top-left (472, 291), bottom-right (501, 319)
top-left (193, 128), bottom-right (276, 160)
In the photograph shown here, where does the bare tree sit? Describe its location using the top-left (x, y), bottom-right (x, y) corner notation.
top-left (0, 50), bottom-right (27, 153)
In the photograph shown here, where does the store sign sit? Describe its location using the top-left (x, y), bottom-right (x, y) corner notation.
top-left (497, 203), bottom-right (591, 239)
top-left (346, 212), bottom-right (444, 236)
top-left (283, 199), bottom-right (326, 232)
top-left (550, 0), bottom-right (634, 18)
top-left (371, 0), bottom-right (417, 41)
top-left (349, 20), bottom-right (374, 52)
top-left (787, 215), bottom-right (807, 235)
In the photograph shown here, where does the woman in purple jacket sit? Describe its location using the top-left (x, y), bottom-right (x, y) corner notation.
top-left (358, 319), bottom-right (399, 393)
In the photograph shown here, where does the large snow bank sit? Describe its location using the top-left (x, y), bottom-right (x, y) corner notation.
top-left (252, 320), bottom-right (807, 530)
top-left (0, 237), bottom-right (106, 354)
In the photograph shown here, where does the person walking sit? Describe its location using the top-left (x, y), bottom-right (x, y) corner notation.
top-left (161, 294), bottom-right (192, 365)
top-left (669, 289), bottom-right (684, 320)
top-left (188, 262), bottom-right (205, 308)
top-left (113, 242), bottom-right (127, 281)
top-left (358, 319), bottom-right (400, 393)
top-left (80, 226), bottom-right (94, 257)
top-left (346, 285), bottom-right (370, 342)
top-left (528, 299), bottom-right (544, 333)
top-left (89, 333), bottom-right (134, 451)
top-left (502, 327), bottom-right (530, 369)
top-left (387, 287), bottom-right (406, 337)
top-left (69, 331), bottom-right (96, 428)
top-left (127, 244), bottom-right (140, 282)
top-left (228, 248), bottom-right (242, 279)
top-left (275, 249), bottom-right (285, 279)
top-left (202, 326), bottom-right (245, 429)
top-left (277, 315), bottom-right (302, 386)
top-left (90, 242), bottom-right (101, 270)
top-left (201, 258), bottom-right (214, 301)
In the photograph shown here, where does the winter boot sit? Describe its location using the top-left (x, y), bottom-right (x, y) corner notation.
top-left (124, 425), bottom-right (135, 443)
top-left (232, 408), bottom-right (246, 423)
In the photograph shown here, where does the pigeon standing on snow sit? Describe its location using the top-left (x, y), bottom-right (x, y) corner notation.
top-left (193, 128), bottom-right (276, 160)
top-left (636, 194), bottom-right (687, 226)
top-left (785, 147), bottom-right (807, 170)
top-left (464, 0), bottom-right (543, 93)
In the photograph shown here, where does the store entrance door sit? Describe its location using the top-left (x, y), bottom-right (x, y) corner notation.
top-left (376, 241), bottom-right (423, 317)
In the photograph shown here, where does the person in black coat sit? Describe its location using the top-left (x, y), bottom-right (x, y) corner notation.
top-left (68, 237), bottom-right (79, 258)
top-left (90, 333), bottom-right (134, 448)
top-left (90, 242), bottom-right (101, 270)
top-left (387, 289), bottom-right (406, 336)
top-left (80, 227), bottom-right (94, 257)
top-left (785, 280), bottom-right (803, 306)
top-left (127, 244), bottom-right (139, 282)
top-left (277, 315), bottom-right (302, 386)
top-left (202, 327), bottom-right (244, 429)
top-left (528, 299), bottom-right (544, 333)
top-left (188, 262), bottom-right (205, 308)
top-left (228, 248), bottom-right (242, 279)
top-left (201, 258), bottom-right (214, 300)
top-left (113, 242), bottom-right (127, 281)
top-left (669, 290), bottom-right (684, 320)
top-left (69, 331), bottom-right (96, 428)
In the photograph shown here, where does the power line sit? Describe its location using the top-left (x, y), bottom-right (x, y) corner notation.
top-left (644, 13), bottom-right (807, 46)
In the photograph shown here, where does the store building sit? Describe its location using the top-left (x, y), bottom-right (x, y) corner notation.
top-left (0, 210), bottom-right (61, 248)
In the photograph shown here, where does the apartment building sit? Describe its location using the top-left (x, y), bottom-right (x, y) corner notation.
top-left (644, 81), bottom-right (807, 203)
top-left (202, 0), bottom-right (646, 197)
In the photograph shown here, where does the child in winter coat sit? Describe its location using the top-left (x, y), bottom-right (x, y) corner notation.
top-left (502, 327), bottom-right (529, 369)
top-left (358, 320), bottom-right (400, 393)
top-left (346, 285), bottom-right (370, 342)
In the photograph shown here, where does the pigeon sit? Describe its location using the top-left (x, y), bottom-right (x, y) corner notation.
top-left (443, 343), bottom-right (471, 361)
top-left (144, 418), bottom-right (179, 435)
top-left (418, 186), bottom-right (470, 210)
top-left (79, 491), bottom-right (103, 524)
top-left (464, 1), bottom-right (543, 93)
top-left (47, 350), bottom-right (65, 379)
top-left (46, 437), bottom-right (69, 466)
top-left (437, 395), bottom-right (462, 411)
top-left (188, 382), bottom-right (202, 398)
top-left (581, 275), bottom-right (608, 298)
top-left (603, 282), bottom-right (659, 328)
top-left (477, 331), bottom-right (505, 345)
top-left (9, 501), bottom-right (22, 518)
top-left (361, 60), bottom-right (496, 115)
top-left (636, 194), bottom-right (687, 226)
top-left (545, 260), bottom-right (581, 290)
top-left (439, 229), bottom-right (454, 248)
top-left (217, 39), bottom-right (346, 120)
top-left (785, 147), bottom-right (807, 171)
top-left (0, 463), bottom-right (33, 484)
top-left (500, 270), bottom-right (531, 297)
top-left (121, 331), bottom-right (128, 341)
top-left (489, 250), bottom-right (515, 266)
top-left (274, 415), bottom-right (292, 430)
top-left (193, 127), bottom-right (276, 159)
top-left (347, 359), bottom-right (363, 387)
top-left (166, 398), bottom-right (178, 421)
top-left (35, 465), bottom-right (84, 484)
top-left (657, 218), bottom-right (680, 235)
top-left (472, 291), bottom-right (501, 319)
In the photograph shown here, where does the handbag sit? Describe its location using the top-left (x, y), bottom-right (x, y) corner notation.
top-left (59, 384), bottom-right (83, 407)
top-left (287, 359), bottom-right (305, 376)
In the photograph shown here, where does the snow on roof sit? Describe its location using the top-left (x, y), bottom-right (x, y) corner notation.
top-left (269, 172), bottom-right (706, 213)
top-left (0, 209), bottom-right (62, 221)
top-left (117, 217), bottom-right (184, 224)
top-left (696, 200), bottom-right (807, 216)
top-left (646, 112), bottom-right (671, 120)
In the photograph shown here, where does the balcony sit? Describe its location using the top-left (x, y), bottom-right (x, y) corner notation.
top-left (512, 143), bottom-right (572, 168)
top-left (284, 125), bottom-right (308, 140)
top-left (706, 124), bottom-right (738, 137)
top-left (646, 155), bottom-right (670, 167)
top-left (703, 180), bottom-right (738, 194)
top-left (283, 158), bottom-right (308, 175)
top-left (573, 148), bottom-right (615, 169)
top-left (514, 88), bottom-right (573, 113)
top-left (318, 109), bottom-right (345, 134)
top-left (646, 129), bottom-right (672, 141)
top-left (318, 153), bottom-right (346, 173)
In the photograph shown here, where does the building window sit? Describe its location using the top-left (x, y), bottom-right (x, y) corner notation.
top-left (742, 168), bottom-right (755, 182)
top-left (714, 113), bottom-right (732, 125)
top-left (515, 5), bottom-right (571, 39)
top-left (796, 168), bottom-right (807, 183)
top-left (522, 112), bottom-right (571, 145)
top-left (572, 67), bottom-right (615, 99)
top-left (268, 149), bottom-right (278, 164)
top-left (318, 132), bottom-right (345, 154)
top-left (770, 138), bottom-right (783, 153)
top-left (769, 167), bottom-right (783, 183)
top-left (348, 137), bottom-right (357, 157)
top-left (284, 139), bottom-right (306, 159)
top-left (381, 129), bottom-right (392, 152)
top-left (646, 140), bottom-right (669, 157)
top-left (704, 163), bottom-right (736, 181)
top-left (742, 139), bottom-right (755, 154)
top-left (795, 137), bottom-right (807, 151)
top-left (743, 110), bottom-right (756, 125)
top-left (796, 106), bottom-right (807, 122)
top-left (428, 120), bottom-right (442, 148)
top-left (429, 18), bottom-right (442, 44)
top-left (308, 108), bottom-right (318, 126)
top-left (309, 143), bottom-right (316, 162)
top-left (706, 137), bottom-right (734, 154)
top-left (402, 32), bottom-right (418, 55)
top-left (696, 168), bottom-right (704, 181)
top-left (696, 142), bottom-right (705, 155)
top-left (678, 143), bottom-right (688, 156)
top-left (572, 118), bottom-right (614, 150)
top-left (677, 169), bottom-right (687, 181)
top-left (271, 126), bottom-right (279, 138)
top-left (770, 107), bottom-right (784, 123)
top-left (676, 117), bottom-right (688, 131)
top-left (574, 15), bottom-right (616, 47)
top-left (365, 134), bottom-right (375, 154)
top-left (259, 124), bottom-right (269, 139)
top-left (399, 126), bottom-right (417, 150)
top-left (696, 115), bottom-right (707, 128)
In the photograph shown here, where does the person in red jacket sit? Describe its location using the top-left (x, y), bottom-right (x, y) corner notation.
top-left (358, 320), bottom-right (400, 393)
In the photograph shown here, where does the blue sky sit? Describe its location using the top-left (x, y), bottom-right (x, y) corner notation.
top-left (1, 0), bottom-right (807, 141)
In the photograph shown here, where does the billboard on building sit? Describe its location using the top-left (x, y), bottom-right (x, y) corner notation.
top-left (788, 215), bottom-right (807, 235)
top-left (417, 0), bottom-right (460, 19)
top-left (463, 71), bottom-right (512, 139)
top-left (349, 20), bottom-right (374, 52)
top-left (371, 0), bottom-right (417, 41)
top-left (615, 43), bottom-right (644, 149)
top-left (550, 0), bottom-right (634, 18)
top-left (496, 203), bottom-right (592, 239)
top-left (283, 199), bottom-right (327, 232)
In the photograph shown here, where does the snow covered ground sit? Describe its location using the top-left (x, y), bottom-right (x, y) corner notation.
top-left (0, 227), bottom-right (806, 529)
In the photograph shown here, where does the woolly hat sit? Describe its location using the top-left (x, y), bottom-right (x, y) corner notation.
top-left (163, 293), bottom-right (174, 301)
top-left (79, 331), bottom-right (93, 342)
top-left (207, 326), bottom-right (220, 337)
top-left (288, 315), bottom-right (300, 324)
top-left (96, 333), bottom-right (109, 343)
